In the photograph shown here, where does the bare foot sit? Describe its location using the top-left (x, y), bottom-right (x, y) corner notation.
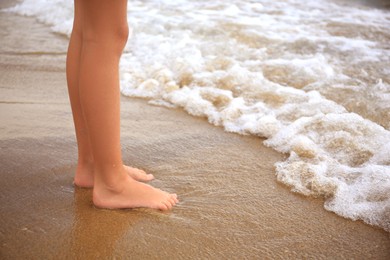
top-left (74, 164), bottom-right (154, 188)
top-left (124, 165), bottom-right (154, 182)
top-left (74, 162), bottom-right (94, 188)
top-left (93, 169), bottom-right (178, 210)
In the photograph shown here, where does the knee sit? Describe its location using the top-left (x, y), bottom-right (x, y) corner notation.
top-left (83, 23), bottom-right (129, 53)
top-left (114, 23), bottom-right (129, 50)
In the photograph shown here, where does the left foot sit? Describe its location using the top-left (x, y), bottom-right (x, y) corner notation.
top-left (74, 164), bottom-right (154, 188)
top-left (124, 165), bottom-right (154, 182)
top-left (74, 162), bottom-right (95, 188)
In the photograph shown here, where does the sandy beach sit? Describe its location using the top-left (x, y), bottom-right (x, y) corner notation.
top-left (0, 1), bottom-right (389, 259)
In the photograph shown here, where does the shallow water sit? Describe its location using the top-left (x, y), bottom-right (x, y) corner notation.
top-left (6, 0), bottom-right (390, 232)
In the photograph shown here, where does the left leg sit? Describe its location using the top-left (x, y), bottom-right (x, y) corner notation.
top-left (66, 0), bottom-right (153, 187)
top-left (66, 0), bottom-right (94, 187)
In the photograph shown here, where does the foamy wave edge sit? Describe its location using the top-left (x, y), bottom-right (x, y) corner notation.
top-left (128, 80), bottom-right (390, 232)
top-left (6, 0), bottom-right (390, 232)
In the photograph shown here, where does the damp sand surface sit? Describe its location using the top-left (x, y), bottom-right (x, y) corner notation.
top-left (1, 3), bottom-right (390, 260)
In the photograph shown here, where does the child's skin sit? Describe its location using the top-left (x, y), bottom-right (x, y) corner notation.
top-left (66, 0), bottom-right (178, 210)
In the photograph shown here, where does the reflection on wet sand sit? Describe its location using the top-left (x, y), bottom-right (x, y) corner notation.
top-left (68, 188), bottom-right (138, 259)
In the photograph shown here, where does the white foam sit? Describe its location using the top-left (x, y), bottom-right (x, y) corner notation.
top-left (7, 0), bottom-right (390, 232)
top-left (6, 0), bottom-right (74, 36)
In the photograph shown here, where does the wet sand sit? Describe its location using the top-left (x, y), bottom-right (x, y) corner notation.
top-left (0, 2), bottom-right (389, 259)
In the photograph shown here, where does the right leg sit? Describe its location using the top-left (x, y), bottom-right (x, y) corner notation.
top-left (78, 0), bottom-right (177, 210)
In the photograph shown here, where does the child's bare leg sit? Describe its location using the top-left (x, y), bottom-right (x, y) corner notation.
top-left (66, 0), bottom-right (153, 188)
top-left (77, 0), bottom-right (177, 210)
top-left (66, 0), bottom-right (94, 187)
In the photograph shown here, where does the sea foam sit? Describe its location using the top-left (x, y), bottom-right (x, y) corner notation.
top-left (6, 0), bottom-right (390, 231)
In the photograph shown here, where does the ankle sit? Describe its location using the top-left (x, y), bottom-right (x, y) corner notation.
top-left (77, 161), bottom-right (92, 170)
top-left (77, 157), bottom-right (94, 168)
top-left (93, 164), bottom-right (127, 192)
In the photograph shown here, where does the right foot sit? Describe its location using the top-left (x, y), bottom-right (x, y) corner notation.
top-left (93, 168), bottom-right (178, 210)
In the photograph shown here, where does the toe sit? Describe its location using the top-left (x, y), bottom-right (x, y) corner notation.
top-left (158, 202), bottom-right (169, 211)
top-left (167, 198), bottom-right (175, 207)
top-left (170, 196), bottom-right (178, 205)
top-left (162, 201), bottom-right (172, 210)
top-left (145, 173), bottom-right (154, 181)
top-left (124, 165), bottom-right (154, 182)
top-left (171, 194), bottom-right (179, 203)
